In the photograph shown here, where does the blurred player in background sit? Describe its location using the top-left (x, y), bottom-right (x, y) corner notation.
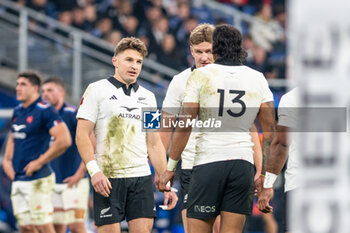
top-left (2, 71), bottom-right (71, 233)
top-left (258, 88), bottom-right (299, 233)
top-left (42, 77), bottom-right (89, 233)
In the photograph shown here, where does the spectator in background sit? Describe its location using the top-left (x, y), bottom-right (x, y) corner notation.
top-left (169, 2), bottom-right (190, 36)
top-left (105, 30), bottom-right (123, 45)
top-left (139, 14), bottom-right (169, 60)
top-left (91, 18), bottom-right (113, 38)
top-left (120, 15), bottom-right (139, 37)
top-left (157, 34), bottom-right (184, 71)
top-left (176, 16), bottom-right (199, 67)
top-left (249, 3), bottom-right (284, 52)
top-left (72, 7), bottom-right (88, 31)
top-left (51, 0), bottom-right (78, 12)
top-left (243, 33), bottom-right (255, 62)
top-left (84, 4), bottom-right (97, 31)
top-left (57, 10), bottom-right (73, 26)
top-left (27, 0), bottom-right (55, 17)
top-left (245, 46), bottom-right (267, 72)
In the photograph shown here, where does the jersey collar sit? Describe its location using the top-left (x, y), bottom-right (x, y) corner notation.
top-left (190, 65), bottom-right (196, 71)
top-left (58, 102), bottom-right (67, 114)
top-left (107, 76), bottom-right (139, 96)
top-left (214, 58), bottom-right (242, 66)
top-left (22, 96), bottom-right (41, 110)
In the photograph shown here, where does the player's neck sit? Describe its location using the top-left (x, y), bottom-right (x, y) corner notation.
top-left (55, 100), bottom-right (64, 111)
top-left (22, 93), bottom-right (39, 108)
top-left (113, 74), bottom-right (135, 89)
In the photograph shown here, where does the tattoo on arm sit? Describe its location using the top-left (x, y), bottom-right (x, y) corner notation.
top-left (259, 101), bottom-right (276, 174)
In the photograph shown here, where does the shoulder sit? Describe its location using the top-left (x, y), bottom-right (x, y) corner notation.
top-left (88, 79), bottom-right (110, 89)
top-left (62, 104), bottom-right (78, 118)
top-left (82, 79), bottom-right (110, 99)
top-left (138, 85), bottom-right (156, 99)
top-left (172, 68), bottom-right (192, 81)
top-left (13, 104), bottom-right (22, 111)
top-left (36, 100), bottom-right (51, 110)
top-left (240, 65), bottom-right (264, 77)
top-left (279, 88), bottom-right (298, 108)
top-left (63, 104), bottom-right (77, 113)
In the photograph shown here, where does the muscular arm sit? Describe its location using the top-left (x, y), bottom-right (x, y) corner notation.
top-left (266, 125), bottom-right (289, 174)
top-left (159, 111), bottom-right (176, 153)
top-left (76, 118), bottom-right (111, 197)
top-left (250, 124), bottom-right (262, 180)
top-left (159, 103), bottom-right (199, 191)
top-left (24, 122), bottom-right (72, 176)
top-left (3, 133), bottom-right (15, 180)
top-left (257, 101), bottom-right (276, 174)
top-left (147, 131), bottom-right (167, 178)
top-left (75, 119), bottom-right (95, 165)
top-left (168, 103), bottom-right (199, 161)
top-left (257, 125), bottom-right (289, 213)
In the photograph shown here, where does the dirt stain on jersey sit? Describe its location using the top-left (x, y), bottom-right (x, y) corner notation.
top-left (33, 179), bottom-right (43, 192)
top-left (102, 116), bottom-right (136, 177)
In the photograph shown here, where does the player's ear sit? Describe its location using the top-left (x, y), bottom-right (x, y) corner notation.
top-left (112, 56), bottom-right (118, 68)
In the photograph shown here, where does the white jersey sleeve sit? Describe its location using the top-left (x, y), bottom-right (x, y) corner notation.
top-left (183, 69), bottom-right (201, 103)
top-left (76, 84), bottom-right (99, 123)
top-left (259, 74), bottom-right (274, 103)
top-left (278, 88), bottom-right (298, 128)
top-left (162, 77), bottom-right (182, 114)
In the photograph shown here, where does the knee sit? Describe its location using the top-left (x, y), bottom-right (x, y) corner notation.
top-left (69, 223), bottom-right (85, 233)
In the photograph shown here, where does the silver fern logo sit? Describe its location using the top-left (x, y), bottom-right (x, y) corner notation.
top-left (100, 207), bottom-right (112, 218)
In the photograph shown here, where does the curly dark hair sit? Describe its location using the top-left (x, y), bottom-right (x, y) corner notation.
top-left (212, 24), bottom-right (247, 63)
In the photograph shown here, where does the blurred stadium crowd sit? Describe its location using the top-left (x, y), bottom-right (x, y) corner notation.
top-left (1, 0), bottom-right (286, 80)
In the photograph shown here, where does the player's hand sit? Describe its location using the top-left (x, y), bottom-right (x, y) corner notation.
top-left (254, 171), bottom-right (261, 182)
top-left (63, 171), bottom-right (84, 188)
top-left (3, 160), bottom-right (15, 180)
top-left (254, 175), bottom-right (264, 197)
top-left (257, 188), bottom-right (274, 213)
top-left (24, 159), bottom-right (43, 176)
top-left (154, 174), bottom-right (160, 188)
top-left (158, 170), bottom-right (175, 192)
top-left (91, 172), bottom-right (112, 197)
top-left (162, 191), bottom-right (178, 210)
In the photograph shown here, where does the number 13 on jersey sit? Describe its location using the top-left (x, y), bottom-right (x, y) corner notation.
top-left (217, 89), bottom-right (246, 117)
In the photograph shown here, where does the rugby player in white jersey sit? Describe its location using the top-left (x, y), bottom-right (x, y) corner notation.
top-left (258, 88), bottom-right (299, 233)
top-left (159, 24), bottom-right (276, 233)
top-left (160, 23), bottom-right (264, 233)
top-left (75, 37), bottom-right (177, 233)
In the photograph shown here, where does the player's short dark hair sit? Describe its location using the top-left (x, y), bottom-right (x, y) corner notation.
top-left (17, 70), bottom-right (41, 87)
top-left (43, 77), bottom-right (65, 89)
top-left (114, 37), bottom-right (148, 57)
top-left (212, 24), bottom-right (247, 63)
top-left (189, 23), bottom-right (215, 46)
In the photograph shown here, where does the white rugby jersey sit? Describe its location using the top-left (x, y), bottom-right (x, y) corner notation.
top-left (278, 88), bottom-right (299, 192)
top-left (183, 62), bottom-right (274, 167)
top-left (77, 77), bottom-right (157, 178)
top-left (162, 67), bottom-right (197, 170)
